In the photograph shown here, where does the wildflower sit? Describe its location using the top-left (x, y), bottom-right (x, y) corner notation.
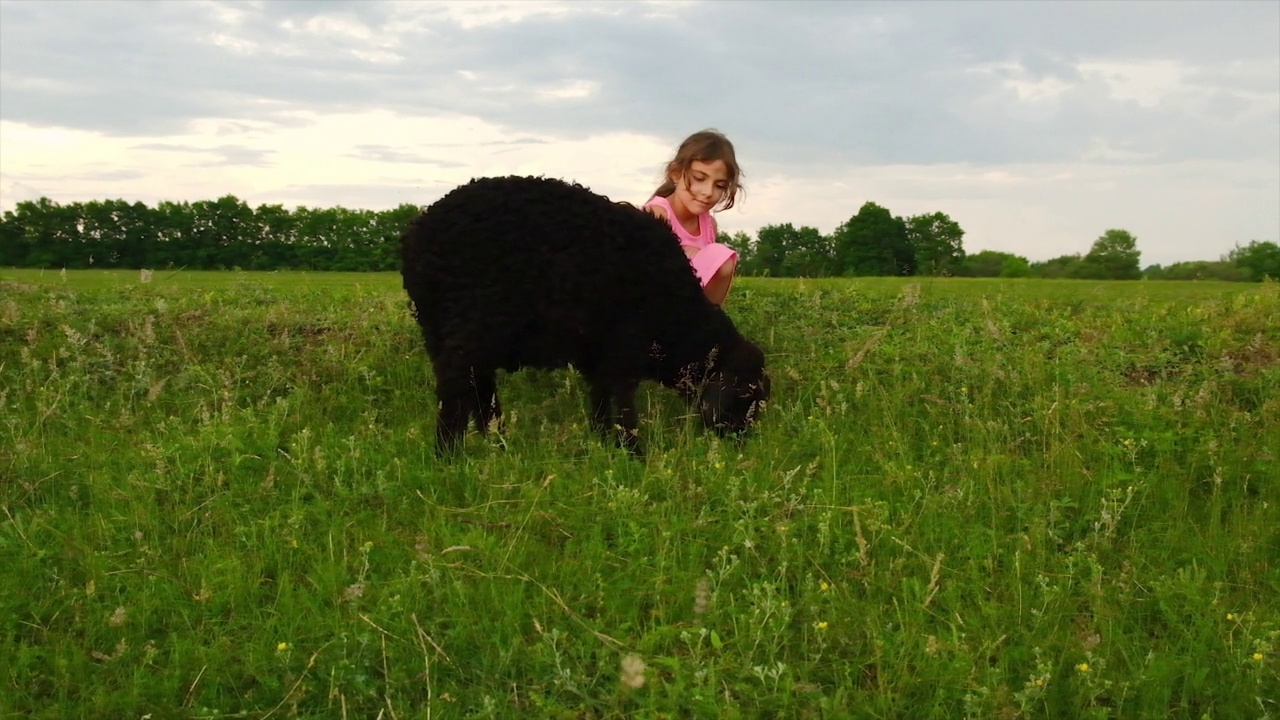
top-left (1034, 678), bottom-right (1045, 687)
top-left (362, 541), bottom-right (373, 551)
top-left (1076, 663), bottom-right (1090, 673)
top-left (109, 607), bottom-right (128, 628)
top-left (813, 621), bottom-right (828, 630)
top-left (1254, 653), bottom-right (1265, 662)
top-left (820, 581), bottom-right (830, 592)
top-left (620, 653), bottom-right (647, 689)
top-left (693, 577), bottom-right (710, 616)
top-left (1226, 613), bottom-right (1237, 621)
top-left (277, 642), bottom-right (290, 652)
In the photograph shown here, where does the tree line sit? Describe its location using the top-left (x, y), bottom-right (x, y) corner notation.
top-left (0, 196), bottom-right (420, 271)
top-left (1, 195), bottom-right (1275, 281)
top-left (729, 202), bottom-right (1275, 282)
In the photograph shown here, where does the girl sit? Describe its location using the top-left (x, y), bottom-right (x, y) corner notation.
top-left (643, 129), bottom-right (743, 306)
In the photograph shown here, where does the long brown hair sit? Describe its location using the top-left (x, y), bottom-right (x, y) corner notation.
top-left (652, 129), bottom-right (744, 211)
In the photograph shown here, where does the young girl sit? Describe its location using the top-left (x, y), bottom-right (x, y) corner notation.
top-left (643, 129), bottom-right (743, 306)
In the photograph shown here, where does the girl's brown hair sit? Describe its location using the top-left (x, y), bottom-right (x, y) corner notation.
top-left (652, 129), bottom-right (743, 211)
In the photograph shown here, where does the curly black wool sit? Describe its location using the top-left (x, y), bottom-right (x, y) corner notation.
top-left (399, 175), bottom-right (769, 457)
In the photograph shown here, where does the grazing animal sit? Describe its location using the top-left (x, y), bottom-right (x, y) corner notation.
top-left (399, 175), bottom-right (770, 457)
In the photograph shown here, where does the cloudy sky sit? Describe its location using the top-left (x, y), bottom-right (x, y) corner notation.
top-left (1, 0), bottom-right (1277, 266)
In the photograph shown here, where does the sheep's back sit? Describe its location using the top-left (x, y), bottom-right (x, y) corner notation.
top-left (400, 176), bottom-right (709, 369)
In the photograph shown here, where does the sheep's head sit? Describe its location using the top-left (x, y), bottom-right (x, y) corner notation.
top-left (698, 340), bottom-right (770, 436)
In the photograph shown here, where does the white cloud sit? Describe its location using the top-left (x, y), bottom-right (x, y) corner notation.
top-left (0, 0), bottom-right (1276, 266)
top-left (538, 79), bottom-right (600, 101)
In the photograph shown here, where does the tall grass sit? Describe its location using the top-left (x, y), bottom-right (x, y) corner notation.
top-left (2, 269), bottom-right (1276, 718)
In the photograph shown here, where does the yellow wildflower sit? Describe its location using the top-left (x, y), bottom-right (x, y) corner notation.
top-left (277, 642), bottom-right (290, 652)
top-left (1076, 663), bottom-right (1090, 673)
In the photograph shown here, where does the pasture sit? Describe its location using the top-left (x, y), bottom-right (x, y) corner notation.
top-left (1, 269), bottom-right (1276, 718)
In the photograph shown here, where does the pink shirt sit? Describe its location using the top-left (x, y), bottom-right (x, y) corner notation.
top-left (643, 195), bottom-right (718, 251)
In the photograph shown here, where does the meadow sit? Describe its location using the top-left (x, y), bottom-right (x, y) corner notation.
top-left (1, 268), bottom-right (1276, 719)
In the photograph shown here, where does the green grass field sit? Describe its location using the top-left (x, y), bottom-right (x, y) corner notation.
top-left (2, 269), bottom-right (1277, 718)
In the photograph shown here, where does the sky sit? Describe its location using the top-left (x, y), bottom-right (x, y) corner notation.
top-left (1, 0), bottom-right (1277, 267)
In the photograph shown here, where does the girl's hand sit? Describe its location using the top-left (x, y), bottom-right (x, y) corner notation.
top-left (645, 205), bottom-right (669, 221)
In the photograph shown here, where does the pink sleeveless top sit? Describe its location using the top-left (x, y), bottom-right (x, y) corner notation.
top-left (642, 195), bottom-right (716, 250)
top-left (642, 195), bottom-right (737, 288)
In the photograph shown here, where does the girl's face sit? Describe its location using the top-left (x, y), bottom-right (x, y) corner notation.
top-left (671, 159), bottom-right (730, 216)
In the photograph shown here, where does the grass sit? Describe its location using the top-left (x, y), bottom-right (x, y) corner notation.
top-left (1, 268), bottom-right (1277, 718)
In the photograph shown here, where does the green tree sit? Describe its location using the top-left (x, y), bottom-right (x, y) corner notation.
top-left (329, 208), bottom-right (378, 271)
top-left (1030, 254), bottom-right (1084, 279)
top-left (2, 198), bottom-right (84, 267)
top-left (291, 207), bottom-right (331, 270)
top-left (80, 199), bottom-right (156, 267)
top-left (724, 231), bottom-right (757, 275)
top-left (154, 201), bottom-right (195, 268)
top-left (831, 202), bottom-right (915, 276)
top-left (1226, 240), bottom-right (1280, 281)
top-left (252, 203), bottom-right (299, 270)
top-left (905, 212), bottom-right (966, 276)
top-left (745, 224), bottom-right (790, 277)
top-left (747, 223), bottom-right (834, 277)
top-left (188, 195), bottom-right (255, 269)
top-left (1080, 229), bottom-right (1141, 279)
top-left (786, 225), bottom-right (835, 277)
top-left (1000, 255), bottom-right (1031, 278)
top-left (1151, 261), bottom-right (1247, 281)
top-left (0, 209), bottom-right (20, 266)
top-left (959, 250), bottom-right (1027, 278)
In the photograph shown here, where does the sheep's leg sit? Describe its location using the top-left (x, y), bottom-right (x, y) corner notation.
top-left (472, 370), bottom-right (502, 436)
top-left (585, 380), bottom-right (643, 457)
top-left (587, 385), bottom-right (613, 440)
top-left (612, 384), bottom-right (644, 457)
top-left (434, 367), bottom-right (475, 457)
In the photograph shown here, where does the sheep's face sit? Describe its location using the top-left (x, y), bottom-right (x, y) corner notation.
top-left (698, 342), bottom-right (770, 436)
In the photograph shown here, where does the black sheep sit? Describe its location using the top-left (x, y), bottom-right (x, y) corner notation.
top-left (399, 175), bottom-right (771, 457)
